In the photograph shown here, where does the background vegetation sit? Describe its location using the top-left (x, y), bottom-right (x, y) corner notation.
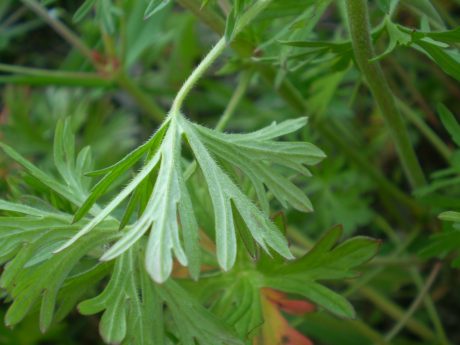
top-left (1, 0), bottom-right (460, 344)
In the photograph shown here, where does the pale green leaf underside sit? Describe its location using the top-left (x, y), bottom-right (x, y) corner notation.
top-left (55, 114), bottom-right (322, 283)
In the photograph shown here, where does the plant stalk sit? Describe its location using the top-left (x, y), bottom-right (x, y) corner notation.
top-left (346, 0), bottom-right (426, 189)
top-left (178, 0), bottom-right (422, 214)
top-left (215, 71), bottom-right (252, 131)
top-left (397, 98), bottom-right (451, 162)
top-left (385, 262), bottom-right (442, 341)
top-left (359, 286), bottom-right (436, 341)
top-left (170, 0), bottom-right (273, 115)
top-left (0, 63), bottom-right (112, 87)
top-left (170, 38), bottom-right (226, 115)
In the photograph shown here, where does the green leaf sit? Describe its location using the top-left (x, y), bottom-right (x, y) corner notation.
top-left (438, 104), bottom-right (460, 147)
top-left (59, 113), bottom-right (321, 283)
top-left (99, 122), bottom-right (194, 283)
top-left (370, 19), bottom-right (411, 61)
top-left (79, 249), bottom-right (142, 344)
top-left (260, 225), bottom-right (379, 317)
top-left (73, 0), bottom-right (97, 23)
top-left (439, 211), bottom-right (460, 222)
top-left (426, 27), bottom-right (460, 44)
top-left (53, 118), bottom-right (86, 197)
top-left (144, 0), bottom-right (171, 19)
top-left (401, 0), bottom-right (444, 28)
top-left (96, 0), bottom-right (116, 33)
top-left (233, 202), bottom-right (258, 259)
top-left (416, 40), bottom-right (460, 82)
top-left (2, 229), bottom-right (114, 330)
top-left (265, 278), bottom-right (355, 318)
top-left (193, 117), bottom-right (324, 212)
top-left (225, 8), bottom-right (237, 43)
top-left (54, 263), bottom-right (112, 323)
top-left (79, 247), bottom-right (165, 344)
top-left (181, 118), bottom-right (238, 271)
top-left (73, 120), bottom-right (169, 223)
top-left (210, 276), bottom-right (263, 338)
top-left (102, 124), bottom-right (187, 282)
top-left (159, 280), bottom-right (244, 345)
top-left (0, 142), bottom-right (81, 206)
top-left (0, 199), bottom-right (55, 217)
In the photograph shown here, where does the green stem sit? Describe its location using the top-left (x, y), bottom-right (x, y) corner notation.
top-left (0, 63), bottom-right (112, 87)
top-left (347, 320), bottom-right (391, 345)
top-left (388, 57), bottom-right (438, 126)
top-left (0, 75), bottom-right (109, 87)
top-left (170, 0), bottom-right (273, 115)
top-left (0, 6), bottom-right (27, 30)
top-left (215, 71), bottom-right (252, 131)
top-left (177, 0), bottom-right (421, 214)
top-left (385, 262), bottom-right (442, 341)
top-left (397, 98), bottom-right (451, 162)
top-left (359, 286), bottom-right (436, 341)
top-left (21, 0), bottom-right (96, 64)
top-left (410, 267), bottom-right (450, 345)
top-left (345, 226), bottom-right (420, 296)
top-left (170, 38), bottom-right (226, 115)
top-left (346, 0), bottom-right (426, 189)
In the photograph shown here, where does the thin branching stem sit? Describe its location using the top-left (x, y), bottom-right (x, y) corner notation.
top-left (409, 267), bottom-right (450, 345)
top-left (385, 262), bottom-right (443, 341)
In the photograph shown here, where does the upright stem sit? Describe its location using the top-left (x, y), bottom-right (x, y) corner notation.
top-left (346, 0), bottom-right (426, 189)
top-left (215, 71), bottom-right (252, 131)
top-left (170, 38), bottom-right (226, 115)
top-left (170, 0), bottom-right (273, 115)
top-left (177, 0), bottom-right (421, 214)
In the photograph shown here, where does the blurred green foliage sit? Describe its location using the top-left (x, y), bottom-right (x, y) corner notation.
top-left (0, 0), bottom-right (460, 344)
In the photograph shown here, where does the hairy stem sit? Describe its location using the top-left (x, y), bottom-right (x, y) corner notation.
top-left (346, 0), bottom-right (426, 189)
top-left (177, 0), bottom-right (421, 214)
top-left (170, 38), bottom-right (226, 115)
top-left (170, 0), bottom-right (273, 115)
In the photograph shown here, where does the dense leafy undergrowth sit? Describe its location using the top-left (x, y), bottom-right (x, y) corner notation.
top-left (1, 0), bottom-right (460, 344)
